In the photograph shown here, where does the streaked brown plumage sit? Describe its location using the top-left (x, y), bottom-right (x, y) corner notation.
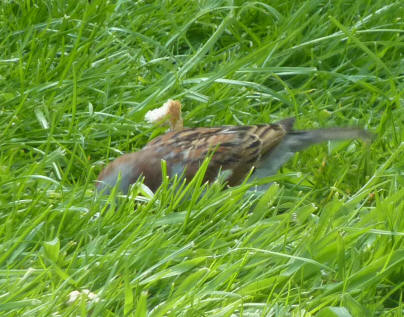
top-left (96, 118), bottom-right (371, 194)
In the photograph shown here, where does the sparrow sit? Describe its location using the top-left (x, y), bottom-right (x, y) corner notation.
top-left (96, 101), bottom-right (371, 194)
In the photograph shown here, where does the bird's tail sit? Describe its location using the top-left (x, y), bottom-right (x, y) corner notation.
top-left (252, 123), bottom-right (372, 182)
top-left (286, 127), bottom-right (372, 152)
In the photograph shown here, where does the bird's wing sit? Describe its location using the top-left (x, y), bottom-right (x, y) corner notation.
top-left (144, 122), bottom-right (290, 185)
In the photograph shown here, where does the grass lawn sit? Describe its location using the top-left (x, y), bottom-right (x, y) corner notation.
top-left (1, 0), bottom-right (403, 315)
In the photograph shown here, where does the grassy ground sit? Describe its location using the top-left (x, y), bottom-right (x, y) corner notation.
top-left (1, 0), bottom-right (403, 316)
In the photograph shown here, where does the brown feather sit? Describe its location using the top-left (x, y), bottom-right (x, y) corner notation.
top-left (96, 118), bottom-right (370, 194)
top-left (97, 121), bottom-right (288, 193)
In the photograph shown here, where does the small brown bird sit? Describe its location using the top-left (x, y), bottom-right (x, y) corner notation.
top-left (96, 102), bottom-right (371, 194)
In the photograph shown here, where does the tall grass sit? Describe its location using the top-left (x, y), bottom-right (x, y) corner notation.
top-left (1, 0), bottom-right (403, 315)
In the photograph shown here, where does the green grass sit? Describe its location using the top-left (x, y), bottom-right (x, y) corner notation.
top-left (1, 0), bottom-right (403, 315)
